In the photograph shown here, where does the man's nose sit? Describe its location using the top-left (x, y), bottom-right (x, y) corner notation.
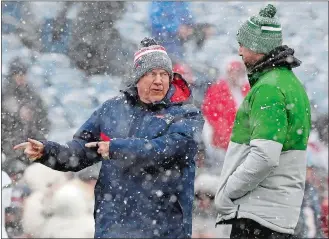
top-left (238, 46), bottom-right (243, 56)
top-left (153, 75), bottom-right (163, 84)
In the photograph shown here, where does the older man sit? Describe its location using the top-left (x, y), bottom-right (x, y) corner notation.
top-left (214, 4), bottom-right (311, 239)
top-left (15, 37), bottom-right (204, 238)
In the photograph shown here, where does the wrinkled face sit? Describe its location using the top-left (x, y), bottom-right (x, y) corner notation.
top-left (137, 68), bottom-right (170, 104)
top-left (238, 44), bottom-right (265, 70)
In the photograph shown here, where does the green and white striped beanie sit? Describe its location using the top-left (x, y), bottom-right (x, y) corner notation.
top-left (236, 4), bottom-right (282, 54)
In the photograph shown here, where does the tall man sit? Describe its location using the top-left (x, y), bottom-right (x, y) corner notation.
top-left (214, 4), bottom-right (311, 239)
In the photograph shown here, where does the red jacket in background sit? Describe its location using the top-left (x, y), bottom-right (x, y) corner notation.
top-left (201, 79), bottom-right (250, 149)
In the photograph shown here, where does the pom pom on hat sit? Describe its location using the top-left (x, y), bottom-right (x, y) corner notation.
top-left (140, 37), bottom-right (159, 47)
top-left (259, 4), bottom-right (277, 18)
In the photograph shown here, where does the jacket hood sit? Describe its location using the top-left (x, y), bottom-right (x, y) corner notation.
top-left (122, 72), bottom-right (192, 110)
top-left (248, 45), bottom-right (302, 87)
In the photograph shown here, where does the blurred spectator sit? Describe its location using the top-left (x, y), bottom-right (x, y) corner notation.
top-left (5, 177), bottom-right (30, 238)
top-left (68, 2), bottom-right (129, 76)
top-left (149, 1), bottom-right (194, 61)
top-left (40, 3), bottom-right (74, 54)
top-left (193, 174), bottom-right (226, 238)
top-left (173, 61), bottom-right (215, 109)
top-left (173, 62), bottom-right (195, 85)
top-left (3, 152), bottom-right (28, 238)
top-left (194, 174), bottom-right (220, 218)
top-left (40, 178), bottom-right (94, 238)
top-left (201, 60), bottom-right (249, 173)
top-left (2, 2), bottom-right (39, 49)
top-left (295, 166), bottom-right (324, 238)
top-left (191, 23), bottom-right (216, 50)
top-left (2, 58), bottom-right (50, 174)
top-left (2, 171), bottom-right (12, 238)
top-left (314, 113), bottom-right (328, 146)
top-left (5, 207), bottom-right (25, 238)
top-left (11, 163), bottom-right (68, 238)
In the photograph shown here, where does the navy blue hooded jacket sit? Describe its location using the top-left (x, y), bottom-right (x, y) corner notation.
top-left (36, 74), bottom-right (204, 238)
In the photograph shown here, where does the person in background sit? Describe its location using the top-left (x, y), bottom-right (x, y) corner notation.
top-left (193, 174), bottom-right (225, 238)
top-left (14, 37), bottom-right (204, 238)
top-left (40, 178), bottom-right (95, 238)
top-left (21, 164), bottom-right (71, 238)
top-left (214, 4), bottom-right (311, 238)
top-left (2, 58), bottom-right (50, 175)
top-left (201, 60), bottom-right (249, 174)
top-left (173, 62), bottom-right (195, 86)
top-left (149, 1), bottom-right (194, 61)
top-left (295, 165), bottom-right (324, 238)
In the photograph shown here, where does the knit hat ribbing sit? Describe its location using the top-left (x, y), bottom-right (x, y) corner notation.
top-left (131, 37), bottom-right (173, 86)
top-left (236, 4), bottom-right (283, 54)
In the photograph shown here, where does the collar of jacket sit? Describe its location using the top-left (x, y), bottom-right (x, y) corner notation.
top-left (121, 72), bottom-right (192, 111)
top-left (248, 45), bottom-right (302, 87)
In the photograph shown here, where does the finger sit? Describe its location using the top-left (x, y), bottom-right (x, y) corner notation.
top-left (85, 142), bottom-right (99, 148)
top-left (28, 138), bottom-right (43, 147)
top-left (13, 142), bottom-right (30, 150)
top-left (24, 148), bottom-right (39, 157)
top-left (24, 148), bottom-right (39, 155)
top-left (97, 148), bottom-right (102, 155)
top-left (30, 143), bottom-right (43, 151)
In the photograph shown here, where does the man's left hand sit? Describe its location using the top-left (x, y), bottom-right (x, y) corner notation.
top-left (85, 141), bottom-right (110, 159)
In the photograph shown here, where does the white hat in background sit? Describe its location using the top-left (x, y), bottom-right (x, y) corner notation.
top-left (41, 181), bottom-right (95, 238)
top-left (194, 174), bottom-right (221, 196)
top-left (23, 163), bottom-right (69, 191)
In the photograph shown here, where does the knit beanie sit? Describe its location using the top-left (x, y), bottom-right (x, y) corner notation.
top-left (236, 4), bottom-right (282, 54)
top-left (132, 37), bottom-right (173, 85)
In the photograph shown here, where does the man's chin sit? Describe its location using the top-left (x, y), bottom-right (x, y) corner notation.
top-left (149, 95), bottom-right (165, 103)
top-left (244, 62), bottom-right (254, 71)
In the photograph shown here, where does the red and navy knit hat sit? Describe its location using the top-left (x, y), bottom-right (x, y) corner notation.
top-left (132, 37), bottom-right (173, 85)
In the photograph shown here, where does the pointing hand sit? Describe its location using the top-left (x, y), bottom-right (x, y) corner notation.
top-left (85, 141), bottom-right (110, 159)
top-left (13, 138), bottom-right (44, 161)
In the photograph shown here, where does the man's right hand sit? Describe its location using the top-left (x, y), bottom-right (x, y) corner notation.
top-left (13, 138), bottom-right (44, 161)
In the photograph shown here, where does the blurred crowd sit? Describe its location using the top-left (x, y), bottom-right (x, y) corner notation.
top-left (1, 1), bottom-right (328, 238)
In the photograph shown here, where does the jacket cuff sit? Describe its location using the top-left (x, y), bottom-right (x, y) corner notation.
top-left (108, 138), bottom-right (124, 158)
top-left (34, 140), bottom-right (50, 163)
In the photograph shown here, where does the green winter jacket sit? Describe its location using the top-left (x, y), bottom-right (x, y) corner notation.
top-left (214, 45), bottom-right (311, 234)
